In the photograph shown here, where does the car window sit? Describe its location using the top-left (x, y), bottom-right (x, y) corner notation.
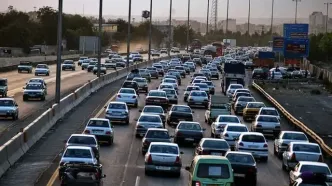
top-left (197, 163), bottom-right (230, 179)
top-left (26, 84), bottom-right (42, 90)
top-left (261, 109), bottom-right (278, 116)
top-left (257, 116), bottom-right (279, 123)
top-left (218, 116), bottom-right (239, 123)
top-left (150, 145), bottom-right (178, 154)
top-left (186, 86), bottom-right (200, 91)
top-left (0, 100), bottom-right (14, 106)
top-left (202, 140), bottom-right (229, 149)
top-left (238, 97), bottom-right (255, 102)
top-left (119, 89), bottom-right (135, 94)
top-left (146, 131), bottom-right (170, 139)
top-left (134, 78), bottom-right (146, 82)
top-left (164, 89), bottom-right (176, 95)
top-left (87, 120), bottom-right (110, 128)
top-left (196, 84), bottom-right (208, 88)
top-left (37, 65), bottom-right (48, 68)
top-left (108, 103), bottom-right (126, 109)
top-left (247, 103), bottom-right (265, 108)
top-left (64, 149), bottom-right (92, 158)
top-left (242, 135), bottom-right (265, 143)
top-left (171, 106), bottom-right (191, 113)
top-left (68, 136), bottom-right (97, 145)
top-left (64, 61), bottom-right (74, 64)
top-left (226, 153), bottom-right (255, 164)
top-left (190, 91), bottom-right (207, 97)
top-left (202, 81), bottom-right (213, 86)
top-left (143, 107), bottom-right (163, 113)
top-left (227, 126), bottom-right (248, 132)
top-left (293, 144), bottom-right (320, 153)
top-left (300, 165), bottom-right (331, 175)
top-left (139, 115), bottom-right (161, 122)
top-left (230, 85), bottom-right (243, 89)
top-left (178, 123), bottom-right (201, 130)
top-left (148, 92), bottom-right (166, 97)
top-left (282, 133), bottom-right (307, 140)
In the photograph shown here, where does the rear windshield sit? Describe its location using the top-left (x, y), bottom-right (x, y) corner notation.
top-left (186, 87), bottom-right (200, 91)
top-left (37, 64), bottom-right (48, 68)
top-left (226, 153), bottom-right (255, 164)
top-left (108, 103), bottom-right (126, 109)
top-left (227, 126), bottom-right (248, 132)
top-left (193, 73), bottom-right (204, 77)
top-left (242, 135), bottom-right (265, 143)
top-left (139, 115), bottom-right (161, 123)
top-left (143, 107), bottom-right (163, 113)
top-left (293, 144), bottom-right (320, 153)
top-left (87, 120), bottom-right (109, 128)
top-left (150, 145), bottom-right (178, 154)
top-left (171, 106), bottom-right (191, 113)
top-left (64, 149), bottom-right (92, 158)
top-left (190, 91), bottom-right (207, 97)
top-left (146, 130), bottom-right (169, 139)
top-left (238, 97), bottom-right (255, 102)
top-left (178, 123), bottom-right (201, 130)
top-left (257, 116), bottom-right (279, 123)
top-left (164, 89), bottom-right (176, 95)
top-left (68, 136), bottom-right (97, 145)
top-left (196, 84), bottom-right (208, 88)
top-left (119, 89), bottom-right (135, 94)
top-left (134, 78), bottom-right (146, 82)
top-left (218, 117), bottom-right (239, 123)
top-left (247, 103), bottom-right (265, 108)
top-left (123, 82), bottom-right (138, 87)
top-left (202, 81), bottom-right (213, 86)
top-left (148, 92), bottom-right (166, 97)
top-left (261, 109), bottom-right (278, 116)
top-left (300, 165), bottom-right (331, 175)
top-left (197, 163), bottom-right (230, 179)
top-left (202, 140), bottom-right (229, 149)
top-left (230, 85), bottom-right (243, 89)
top-left (282, 133), bottom-right (307, 140)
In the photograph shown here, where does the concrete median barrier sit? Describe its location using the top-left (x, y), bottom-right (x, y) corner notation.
top-left (0, 145), bottom-right (10, 177)
top-left (5, 133), bottom-right (25, 166)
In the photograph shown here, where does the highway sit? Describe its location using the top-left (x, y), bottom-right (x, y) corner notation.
top-left (36, 67), bottom-right (297, 186)
top-left (0, 53), bottom-right (154, 146)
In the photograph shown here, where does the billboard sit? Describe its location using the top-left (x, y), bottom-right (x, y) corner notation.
top-left (283, 38), bottom-right (309, 58)
top-left (272, 37), bottom-right (284, 52)
top-left (284, 58), bottom-right (301, 66)
top-left (283, 24), bottom-right (309, 39)
top-left (79, 36), bottom-right (100, 53)
top-left (258, 51), bottom-right (275, 59)
top-left (93, 24), bottom-right (118, 33)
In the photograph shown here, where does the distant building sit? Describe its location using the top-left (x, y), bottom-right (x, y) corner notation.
top-left (219, 19), bottom-right (236, 32)
top-left (309, 11), bottom-right (327, 34)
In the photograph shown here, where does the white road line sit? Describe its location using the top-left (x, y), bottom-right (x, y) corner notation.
top-left (135, 176), bottom-right (140, 186)
top-left (120, 128), bottom-right (136, 186)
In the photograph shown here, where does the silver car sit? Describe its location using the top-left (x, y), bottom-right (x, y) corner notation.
top-left (65, 134), bottom-right (100, 160)
top-left (35, 64), bottom-right (50, 76)
top-left (81, 59), bottom-right (90, 69)
top-left (187, 90), bottom-right (209, 109)
top-left (104, 101), bottom-right (129, 124)
top-left (162, 88), bottom-right (178, 104)
top-left (282, 142), bottom-right (323, 171)
top-left (201, 81), bottom-right (215, 95)
top-left (135, 114), bottom-right (164, 137)
top-left (192, 83), bottom-right (210, 95)
top-left (146, 67), bottom-right (159, 79)
top-left (84, 118), bottom-right (114, 145)
top-left (62, 60), bottom-right (75, 71)
top-left (0, 98), bottom-right (19, 120)
top-left (211, 115), bottom-right (241, 138)
top-left (115, 88), bottom-right (138, 107)
top-left (234, 96), bottom-right (256, 115)
top-left (251, 115), bottom-right (280, 137)
top-left (144, 142), bottom-right (183, 177)
top-left (183, 86), bottom-right (200, 102)
top-left (274, 131), bottom-right (308, 157)
top-left (162, 78), bottom-right (178, 92)
top-left (221, 124), bottom-right (249, 149)
top-left (184, 62), bottom-right (196, 72)
top-left (139, 105), bottom-right (166, 126)
top-left (105, 59), bottom-right (116, 69)
top-left (133, 77), bottom-right (148, 93)
top-left (93, 64), bottom-right (107, 74)
top-left (257, 107), bottom-right (281, 120)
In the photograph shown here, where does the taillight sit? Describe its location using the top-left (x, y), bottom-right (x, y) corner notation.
top-left (318, 155), bottom-right (323, 162)
top-left (176, 132), bottom-right (182, 136)
top-left (105, 131), bottom-right (111, 135)
top-left (95, 172), bottom-right (100, 179)
top-left (147, 154), bottom-right (152, 164)
top-left (263, 143), bottom-right (268, 148)
top-left (239, 142), bottom-right (244, 146)
top-left (175, 156), bottom-right (181, 164)
top-left (143, 141), bottom-right (150, 146)
top-left (224, 133), bottom-right (229, 137)
top-left (248, 167), bottom-right (256, 173)
top-left (84, 130), bottom-right (90, 134)
top-left (291, 153), bottom-right (296, 161)
top-left (194, 181), bottom-right (201, 186)
top-left (117, 95), bottom-right (121, 98)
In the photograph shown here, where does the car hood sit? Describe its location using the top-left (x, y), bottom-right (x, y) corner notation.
top-left (24, 89), bottom-right (44, 93)
top-left (0, 106), bottom-right (16, 111)
top-left (0, 86), bottom-right (7, 90)
top-left (35, 68), bottom-right (48, 71)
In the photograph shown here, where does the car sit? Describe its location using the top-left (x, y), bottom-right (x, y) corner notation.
top-left (141, 128), bottom-right (172, 155)
top-left (116, 60), bottom-right (126, 68)
top-left (257, 107), bottom-right (281, 120)
top-left (191, 73), bottom-right (206, 83)
top-left (78, 57), bottom-right (88, 66)
top-left (139, 105), bottom-right (166, 126)
top-left (160, 48), bottom-right (168, 54)
top-left (163, 75), bottom-right (178, 83)
top-left (171, 47), bottom-right (180, 53)
top-left (122, 81), bottom-right (139, 94)
top-left (226, 84), bottom-right (244, 97)
top-left (59, 146), bottom-right (98, 178)
top-left (292, 171), bottom-right (331, 186)
top-left (274, 131), bottom-right (309, 158)
top-left (221, 124), bottom-right (249, 149)
top-left (126, 70), bottom-right (142, 81)
top-left (251, 115), bottom-right (280, 137)
top-left (0, 98), bottom-right (18, 120)
top-left (167, 105), bottom-right (194, 126)
top-left (174, 66), bottom-right (186, 78)
top-left (187, 90), bottom-right (209, 109)
top-left (146, 67), bottom-right (159, 79)
top-left (209, 68), bottom-right (220, 79)
top-left (93, 64), bottom-right (107, 75)
top-left (133, 77), bottom-right (148, 93)
top-left (282, 142), bottom-right (324, 171)
top-left (225, 151), bottom-right (257, 185)
top-left (104, 101), bottom-right (129, 124)
top-left (27, 77), bottom-right (47, 88)
top-left (153, 64), bottom-right (165, 76)
top-left (184, 62), bottom-right (196, 72)
top-left (144, 142), bottom-right (183, 177)
top-left (145, 90), bottom-right (169, 110)
top-left (231, 92), bottom-right (252, 107)
top-left (0, 78), bottom-right (8, 97)
top-left (151, 50), bottom-right (161, 57)
top-left (191, 78), bottom-right (204, 85)
top-left (18, 61), bottom-right (33, 73)
top-left (201, 81), bottom-right (215, 95)
top-left (235, 132), bottom-right (268, 162)
top-left (81, 59), bottom-right (91, 69)
top-left (23, 82), bottom-right (47, 101)
top-left (289, 162), bottom-right (332, 186)
top-left (192, 83), bottom-right (210, 95)
top-left (139, 69), bottom-right (152, 82)
top-left (242, 102), bottom-right (266, 121)
top-left (199, 69), bottom-right (212, 80)
top-left (252, 68), bottom-right (268, 79)
top-left (233, 88), bottom-right (251, 96)
top-left (105, 59), bottom-right (116, 70)
top-left (195, 138), bottom-right (230, 156)
top-left (269, 71), bottom-right (283, 80)
top-left (183, 85), bottom-right (200, 102)
top-left (115, 88), bottom-right (138, 107)
top-left (174, 121), bottom-right (205, 144)
top-left (185, 155), bottom-right (234, 185)
top-left (65, 134), bottom-right (100, 160)
top-left (234, 96), bottom-right (256, 115)
top-left (135, 114), bottom-right (164, 137)
top-left (166, 71), bottom-right (182, 85)
top-left (158, 83), bottom-right (174, 91)
top-left (211, 115), bottom-right (241, 138)
top-left (161, 78), bottom-right (178, 91)
top-left (83, 118), bottom-right (114, 145)
top-left (162, 88), bottom-right (178, 104)
top-left (193, 58), bottom-right (202, 66)
top-left (86, 61), bottom-right (96, 72)
top-left (62, 60), bottom-right (75, 71)
top-left (35, 64), bottom-right (50, 76)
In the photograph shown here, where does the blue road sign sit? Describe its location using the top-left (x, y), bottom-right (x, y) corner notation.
top-left (258, 51), bottom-right (275, 59)
top-left (272, 37), bottom-right (284, 53)
top-left (283, 38), bottom-right (309, 58)
top-left (283, 24), bottom-right (309, 39)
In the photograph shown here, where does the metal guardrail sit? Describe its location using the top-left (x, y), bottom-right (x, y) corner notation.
top-left (253, 78), bottom-right (316, 84)
top-left (252, 81), bottom-right (332, 157)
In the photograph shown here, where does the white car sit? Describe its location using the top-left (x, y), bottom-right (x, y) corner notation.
top-left (269, 71), bottom-right (283, 80)
top-left (84, 118), bottom-right (114, 145)
top-left (257, 107), bottom-right (280, 120)
top-left (35, 64), bottom-right (50, 76)
top-left (226, 84), bottom-right (244, 97)
top-left (221, 124), bottom-right (249, 149)
top-left (235, 132), bottom-right (268, 162)
top-left (251, 115), bottom-right (280, 137)
top-left (274, 131), bottom-right (309, 157)
top-left (115, 88), bottom-right (138, 107)
top-left (211, 115), bottom-right (241, 138)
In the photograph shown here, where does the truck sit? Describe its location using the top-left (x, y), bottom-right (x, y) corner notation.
top-left (221, 61), bottom-right (245, 95)
top-left (253, 51), bottom-right (275, 68)
top-left (205, 95), bottom-right (231, 124)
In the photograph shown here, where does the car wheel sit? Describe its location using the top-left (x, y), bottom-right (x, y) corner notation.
top-left (82, 68), bottom-right (84, 70)
top-left (23, 97), bottom-right (27, 101)
top-left (141, 150), bottom-right (146, 156)
top-left (134, 103), bottom-right (138, 108)
top-left (145, 169), bottom-right (151, 176)
top-left (210, 131), bottom-right (214, 138)
top-left (108, 138), bottom-right (113, 145)
top-left (35, 73), bottom-right (38, 76)
top-left (18, 70), bottom-right (21, 73)
top-left (273, 144), bottom-right (278, 156)
top-left (282, 160), bottom-right (286, 171)
top-left (41, 96), bottom-right (46, 101)
top-left (47, 73), bottom-right (50, 76)
top-left (135, 134), bottom-right (140, 138)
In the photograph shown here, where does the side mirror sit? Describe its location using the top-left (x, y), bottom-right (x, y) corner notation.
top-left (138, 110), bottom-right (142, 112)
top-left (180, 151), bottom-right (184, 154)
top-left (104, 106), bottom-right (107, 109)
top-left (185, 166), bottom-right (190, 171)
top-left (102, 174), bottom-right (106, 178)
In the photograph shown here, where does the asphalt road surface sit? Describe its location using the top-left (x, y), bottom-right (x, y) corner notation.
top-left (43, 67), bottom-right (296, 186)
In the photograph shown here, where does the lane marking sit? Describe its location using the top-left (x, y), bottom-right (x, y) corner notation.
top-left (135, 176), bottom-right (140, 186)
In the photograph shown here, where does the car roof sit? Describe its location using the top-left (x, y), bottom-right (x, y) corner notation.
top-left (178, 121), bottom-right (200, 125)
top-left (225, 123), bottom-right (247, 128)
top-left (27, 82), bottom-right (42, 85)
top-left (201, 138), bottom-right (227, 143)
top-left (290, 142), bottom-right (319, 146)
top-left (29, 78), bottom-right (44, 81)
top-left (247, 102), bottom-right (265, 104)
top-left (240, 132), bottom-right (264, 137)
top-left (149, 90), bottom-right (165, 93)
top-left (109, 101), bottom-right (126, 105)
top-left (162, 88), bottom-right (176, 91)
top-left (147, 128), bottom-right (168, 132)
top-left (150, 142), bottom-right (178, 147)
top-left (298, 161), bottom-right (328, 167)
top-left (190, 90), bottom-right (206, 93)
top-left (281, 131), bottom-right (306, 135)
top-left (194, 155), bottom-right (229, 161)
top-left (140, 113), bottom-right (161, 117)
top-left (218, 115), bottom-right (238, 118)
top-left (120, 88), bottom-right (135, 91)
top-left (143, 105), bottom-right (163, 109)
top-left (0, 98), bottom-right (14, 101)
top-left (66, 146), bottom-right (92, 150)
top-left (89, 118), bottom-right (109, 122)
top-left (37, 63), bottom-right (47, 65)
top-left (69, 134), bottom-right (96, 138)
top-left (260, 107), bottom-right (277, 110)
top-left (257, 115), bottom-right (279, 118)
top-left (225, 151), bottom-right (253, 156)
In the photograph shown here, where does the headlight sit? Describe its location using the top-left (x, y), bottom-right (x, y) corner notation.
top-left (7, 110), bottom-right (14, 113)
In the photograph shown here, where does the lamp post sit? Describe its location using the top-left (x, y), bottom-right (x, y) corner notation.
top-left (55, 0), bottom-right (63, 103)
top-left (293, 0), bottom-right (301, 24)
top-left (206, 0), bottom-right (209, 34)
top-left (186, 0), bottom-right (190, 53)
top-left (126, 0), bottom-right (132, 70)
top-left (324, 2), bottom-right (332, 33)
top-left (270, 0), bottom-right (274, 36)
top-left (226, 0), bottom-right (229, 33)
top-left (168, 0), bottom-right (172, 57)
top-left (148, 0), bottom-right (153, 62)
top-left (247, 0), bottom-right (251, 46)
top-left (97, 0), bottom-right (103, 77)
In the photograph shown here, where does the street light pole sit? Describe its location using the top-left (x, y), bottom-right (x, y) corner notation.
top-left (97, 0), bottom-right (103, 77)
top-left (126, 0), bottom-right (132, 70)
top-left (55, 0), bottom-right (63, 104)
top-left (186, 0), bottom-right (190, 53)
top-left (148, 0), bottom-right (153, 62)
top-left (206, 0), bottom-right (209, 34)
top-left (247, 0), bottom-right (251, 46)
top-left (293, 0), bottom-right (301, 24)
top-left (168, 0), bottom-right (172, 57)
top-left (226, 0), bottom-right (229, 33)
top-left (324, 2), bottom-right (332, 33)
top-left (270, 0), bottom-right (274, 36)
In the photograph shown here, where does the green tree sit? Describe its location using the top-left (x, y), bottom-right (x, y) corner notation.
top-left (318, 33), bottom-right (332, 61)
top-left (173, 25), bottom-right (195, 47)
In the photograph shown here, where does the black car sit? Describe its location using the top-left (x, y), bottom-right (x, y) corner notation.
top-left (167, 105), bottom-right (194, 126)
top-left (252, 68), bottom-right (268, 79)
top-left (145, 90), bottom-right (169, 110)
top-left (18, 61), bottom-right (33, 73)
top-left (141, 128), bottom-right (172, 155)
top-left (122, 81), bottom-right (139, 93)
top-left (194, 138), bottom-right (230, 156)
top-left (225, 151), bottom-right (257, 186)
top-left (174, 121), bottom-right (204, 144)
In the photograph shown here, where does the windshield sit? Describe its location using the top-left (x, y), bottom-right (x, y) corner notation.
top-left (37, 65), bottom-right (47, 69)
top-left (197, 163), bottom-right (230, 179)
top-left (119, 89), bottom-right (135, 94)
top-left (143, 107), bottom-right (163, 113)
top-left (146, 130), bottom-right (169, 139)
top-left (164, 89), bottom-right (176, 95)
top-left (196, 84), bottom-right (208, 88)
top-left (150, 145), bottom-right (178, 154)
top-left (193, 79), bottom-right (203, 84)
top-left (226, 153), bottom-right (255, 164)
top-left (134, 78), bottom-right (146, 83)
top-left (64, 149), bottom-right (92, 158)
top-left (202, 140), bottom-right (229, 149)
top-left (283, 133), bottom-right (307, 140)
top-left (227, 126), bottom-right (248, 132)
top-left (26, 84), bottom-right (42, 90)
top-left (68, 136), bottom-right (97, 145)
top-left (218, 117), bottom-right (239, 123)
top-left (171, 106), bottom-right (191, 113)
top-left (230, 85), bottom-right (243, 89)
top-left (293, 144), bottom-right (320, 153)
top-left (87, 120), bottom-right (110, 128)
top-left (160, 85), bottom-right (173, 89)
top-left (202, 81), bottom-right (213, 86)
top-left (0, 100), bottom-right (14, 106)
top-left (139, 115), bottom-right (161, 123)
top-left (79, 57), bottom-right (87, 60)
top-left (164, 79), bottom-right (176, 83)
top-left (186, 86), bottom-right (200, 91)
top-left (300, 165), bottom-right (331, 175)
top-left (193, 74), bottom-right (204, 77)
top-left (238, 97), bottom-right (255, 102)
top-left (108, 103), bottom-right (126, 109)
top-left (261, 109), bottom-right (278, 116)
top-left (178, 123), bottom-right (201, 130)
top-left (257, 116), bottom-right (279, 123)
top-left (190, 91), bottom-right (207, 97)
top-left (247, 103), bottom-right (265, 108)
top-left (0, 80), bottom-right (7, 86)
top-left (242, 135), bottom-right (266, 143)
top-left (64, 61), bottom-right (74, 64)
top-left (149, 92), bottom-right (166, 97)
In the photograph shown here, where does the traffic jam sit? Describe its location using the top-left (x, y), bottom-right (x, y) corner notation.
top-left (56, 47), bottom-right (331, 186)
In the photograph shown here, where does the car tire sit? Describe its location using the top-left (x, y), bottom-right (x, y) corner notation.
top-left (82, 68), bottom-right (84, 70)
top-left (141, 150), bottom-right (146, 156)
top-left (273, 144), bottom-right (278, 156)
top-left (41, 96), bottom-right (46, 101)
top-left (282, 161), bottom-right (287, 171)
top-left (23, 97), bottom-right (27, 101)
top-left (134, 103), bottom-right (138, 108)
top-left (35, 73), bottom-right (38, 76)
top-left (108, 138), bottom-right (113, 145)
top-left (18, 70), bottom-right (21, 73)
top-left (210, 131), bottom-right (214, 138)
top-left (145, 169), bottom-right (151, 176)
top-left (135, 134), bottom-right (140, 138)
top-left (46, 73), bottom-right (50, 76)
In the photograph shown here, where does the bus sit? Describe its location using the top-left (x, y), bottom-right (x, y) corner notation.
top-left (190, 39), bottom-right (202, 52)
top-left (211, 42), bottom-right (223, 56)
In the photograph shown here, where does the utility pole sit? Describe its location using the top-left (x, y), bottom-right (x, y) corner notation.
top-left (293, 0), bottom-right (301, 24)
top-left (186, 0), bottom-right (190, 53)
top-left (55, 0), bottom-right (63, 104)
top-left (226, 0), bottom-right (229, 33)
top-left (247, 0), bottom-right (251, 46)
top-left (324, 2), bottom-right (332, 33)
top-left (126, 0), bottom-right (132, 70)
top-left (206, 0), bottom-right (209, 34)
top-left (270, 0), bottom-right (274, 36)
top-left (168, 0), bottom-right (172, 57)
top-left (148, 0), bottom-right (153, 62)
top-left (97, 0), bottom-right (103, 77)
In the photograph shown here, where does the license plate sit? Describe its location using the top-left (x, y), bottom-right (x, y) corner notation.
top-left (234, 173), bottom-right (246, 177)
top-left (154, 100), bottom-right (160, 102)
top-left (248, 145), bottom-right (258, 148)
top-left (185, 138), bottom-right (194, 141)
top-left (93, 131), bottom-right (103, 134)
top-left (156, 166), bottom-right (171, 170)
top-left (211, 152), bottom-right (221, 155)
top-left (264, 130), bottom-right (273, 132)
top-left (112, 112), bottom-right (121, 115)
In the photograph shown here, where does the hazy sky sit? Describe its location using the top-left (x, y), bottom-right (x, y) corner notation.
top-left (2, 0), bottom-right (331, 19)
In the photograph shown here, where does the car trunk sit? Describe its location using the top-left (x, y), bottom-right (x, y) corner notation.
top-left (231, 163), bottom-right (256, 175)
top-left (294, 152), bottom-right (321, 162)
top-left (151, 153), bottom-right (177, 165)
top-left (202, 148), bottom-right (229, 156)
top-left (170, 112), bottom-right (193, 121)
top-left (177, 130), bottom-right (203, 140)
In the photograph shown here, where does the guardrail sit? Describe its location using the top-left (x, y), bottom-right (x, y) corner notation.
top-left (253, 78), bottom-right (316, 84)
top-left (252, 81), bottom-right (332, 157)
top-left (0, 56), bottom-right (168, 178)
